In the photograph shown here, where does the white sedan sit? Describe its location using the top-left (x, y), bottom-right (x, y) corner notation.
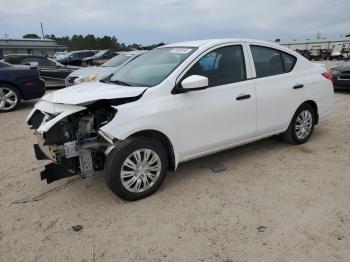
top-left (27, 39), bottom-right (334, 200)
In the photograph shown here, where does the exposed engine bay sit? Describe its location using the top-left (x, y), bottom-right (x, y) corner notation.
top-left (27, 101), bottom-right (117, 183)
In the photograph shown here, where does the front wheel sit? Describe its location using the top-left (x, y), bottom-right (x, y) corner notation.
top-left (281, 104), bottom-right (315, 145)
top-left (104, 136), bottom-right (168, 201)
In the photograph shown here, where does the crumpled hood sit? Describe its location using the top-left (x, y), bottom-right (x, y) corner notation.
top-left (69, 66), bottom-right (118, 78)
top-left (41, 82), bottom-right (148, 105)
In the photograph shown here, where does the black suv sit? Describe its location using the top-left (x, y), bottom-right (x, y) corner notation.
top-left (3, 54), bottom-right (79, 88)
top-left (56, 50), bottom-right (97, 66)
top-left (82, 50), bottom-right (116, 66)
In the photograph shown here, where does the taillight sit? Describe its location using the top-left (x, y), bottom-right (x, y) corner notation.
top-left (321, 72), bottom-right (333, 81)
top-left (24, 81), bottom-right (35, 87)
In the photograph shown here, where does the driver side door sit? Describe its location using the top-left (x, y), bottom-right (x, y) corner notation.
top-left (174, 44), bottom-right (257, 160)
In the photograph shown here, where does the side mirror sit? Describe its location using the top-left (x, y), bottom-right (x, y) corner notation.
top-left (180, 75), bottom-right (208, 92)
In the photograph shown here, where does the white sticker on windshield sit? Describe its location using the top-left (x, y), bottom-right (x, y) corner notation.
top-left (170, 48), bottom-right (192, 54)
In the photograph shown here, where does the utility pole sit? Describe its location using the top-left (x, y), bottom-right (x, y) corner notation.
top-left (41, 22), bottom-right (45, 39)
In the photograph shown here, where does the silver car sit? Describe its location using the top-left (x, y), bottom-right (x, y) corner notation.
top-left (65, 50), bottom-right (147, 86)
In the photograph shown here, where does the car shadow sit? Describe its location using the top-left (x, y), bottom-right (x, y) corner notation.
top-left (17, 100), bottom-right (38, 111)
top-left (334, 89), bottom-right (350, 95)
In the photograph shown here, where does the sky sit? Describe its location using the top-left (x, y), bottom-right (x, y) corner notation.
top-left (0, 0), bottom-right (349, 45)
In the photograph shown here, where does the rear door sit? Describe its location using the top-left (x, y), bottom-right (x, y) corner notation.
top-left (248, 44), bottom-right (302, 136)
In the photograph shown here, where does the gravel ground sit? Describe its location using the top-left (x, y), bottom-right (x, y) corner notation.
top-left (0, 61), bottom-right (349, 262)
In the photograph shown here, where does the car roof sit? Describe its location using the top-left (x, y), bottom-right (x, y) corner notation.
top-left (70, 50), bottom-right (96, 54)
top-left (162, 38), bottom-right (282, 48)
top-left (117, 50), bottom-right (148, 55)
top-left (5, 54), bottom-right (37, 57)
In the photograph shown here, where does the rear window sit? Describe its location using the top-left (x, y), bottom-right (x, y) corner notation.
top-left (0, 61), bottom-right (10, 67)
top-left (251, 45), bottom-right (296, 78)
top-left (3, 56), bottom-right (23, 65)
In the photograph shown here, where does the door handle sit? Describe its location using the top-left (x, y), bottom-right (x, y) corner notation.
top-left (293, 84), bottom-right (304, 89)
top-left (236, 94), bottom-right (251, 100)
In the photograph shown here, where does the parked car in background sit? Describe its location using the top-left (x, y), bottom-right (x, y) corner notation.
top-left (309, 49), bottom-right (322, 60)
top-left (2, 54), bottom-right (80, 88)
top-left (54, 51), bottom-right (68, 60)
top-left (27, 39), bottom-right (333, 200)
top-left (0, 61), bottom-right (45, 112)
top-left (65, 50), bottom-right (146, 86)
top-left (329, 62), bottom-right (350, 89)
top-left (329, 44), bottom-right (345, 60)
top-left (296, 49), bottom-right (311, 60)
top-left (82, 49), bottom-right (117, 67)
top-left (56, 50), bottom-right (97, 66)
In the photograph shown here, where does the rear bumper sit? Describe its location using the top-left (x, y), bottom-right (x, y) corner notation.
top-left (21, 78), bottom-right (46, 100)
top-left (333, 78), bottom-right (350, 89)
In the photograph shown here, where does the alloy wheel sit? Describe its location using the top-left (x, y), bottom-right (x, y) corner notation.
top-left (0, 87), bottom-right (18, 111)
top-left (295, 110), bottom-right (313, 140)
top-left (120, 149), bottom-right (162, 193)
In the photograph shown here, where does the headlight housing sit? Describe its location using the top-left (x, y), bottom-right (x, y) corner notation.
top-left (74, 74), bottom-right (98, 84)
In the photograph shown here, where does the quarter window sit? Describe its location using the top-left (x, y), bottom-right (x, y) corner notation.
top-left (185, 45), bottom-right (246, 87)
top-left (251, 45), bottom-right (296, 78)
top-left (281, 52), bottom-right (296, 73)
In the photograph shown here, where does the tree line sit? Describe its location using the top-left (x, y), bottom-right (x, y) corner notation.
top-left (23, 33), bottom-right (165, 51)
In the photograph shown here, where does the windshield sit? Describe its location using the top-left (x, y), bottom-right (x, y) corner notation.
top-left (94, 50), bottom-right (107, 58)
top-left (102, 54), bottom-right (133, 67)
top-left (60, 52), bottom-right (73, 59)
top-left (110, 47), bottom-right (196, 87)
top-left (49, 58), bottom-right (64, 67)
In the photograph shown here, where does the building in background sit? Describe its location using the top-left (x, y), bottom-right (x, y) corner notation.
top-left (0, 38), bottom-right (67, 58)
top-left (280, 37), bottom-right (350, 51)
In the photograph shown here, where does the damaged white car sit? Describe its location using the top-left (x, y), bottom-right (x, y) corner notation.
top-left (27, 39), bottom-right (333, 201)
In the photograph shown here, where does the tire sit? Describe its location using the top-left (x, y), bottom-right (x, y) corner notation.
top-left (281, 103), bottom-right (315, 145)
top-left (0, 84), bottom-right (21, 112)
top-left (104, 136), bottom-right (168, 201)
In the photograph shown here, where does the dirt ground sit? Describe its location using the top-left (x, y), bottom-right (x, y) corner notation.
top-left (0, 61), bottom-right (349, 262)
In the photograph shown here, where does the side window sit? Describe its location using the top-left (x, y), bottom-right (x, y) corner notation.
top-left (21, 57), bottom-right (55, 67)
top-left (281, 52), bottom-right (296, 73)
top-left (185, 45), bottom-right (246, 87)
top-left (4, 56), bottom-right (22, 64)
top-left (85, 52), bottom-right (95, 57)
top-left (251, 46), bottom-right (284, 78)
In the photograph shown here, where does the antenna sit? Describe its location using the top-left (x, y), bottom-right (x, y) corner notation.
top-left (41, 22), bottom-right (45, 39)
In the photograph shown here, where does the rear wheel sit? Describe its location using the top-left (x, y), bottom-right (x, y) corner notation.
top-left (105, 136), bottom-right (168, 201)
top-left (281, 103), bottom-right (315, 145)
top-left (0, 84), bottom-right (21, 112)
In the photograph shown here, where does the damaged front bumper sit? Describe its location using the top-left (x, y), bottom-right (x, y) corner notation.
top-left (27, 100), bottom-right (115, 183)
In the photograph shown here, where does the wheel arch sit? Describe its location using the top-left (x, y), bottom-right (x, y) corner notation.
top-left (127, 129), bottom-right (177, 171)
top-left (302, 100), bottom-right (319, 124)
top-left (0, 81), bottom-right (22, 99)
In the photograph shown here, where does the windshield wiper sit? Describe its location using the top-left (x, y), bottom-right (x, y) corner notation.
top-left (111, 79), bottom-right (132, 86)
